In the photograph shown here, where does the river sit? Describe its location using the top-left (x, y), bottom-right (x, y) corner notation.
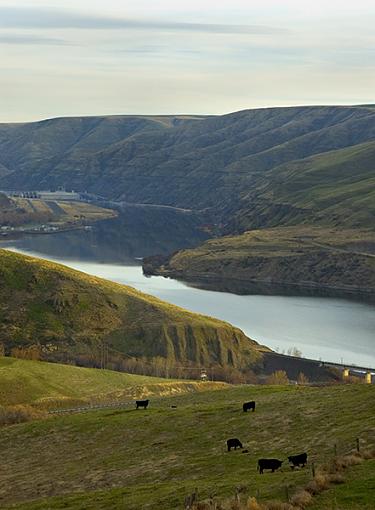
top-left (2, 212), bottom-right (374, 368)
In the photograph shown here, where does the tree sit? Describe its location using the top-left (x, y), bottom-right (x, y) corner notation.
top-left (266, 370), bottom-right (289, 385)
top-left (287, 347), bottom-right (303, 358)
top-left (297, 372), bottom-right (309, 385)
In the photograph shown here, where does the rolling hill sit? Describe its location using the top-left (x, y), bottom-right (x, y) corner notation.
top-left (0, 249), bottom-right (263, 373)
top-left (227, 139), bottom-right (375, 232)
top-left (1, 105), bottom-right (374, 294)
top-left (0, 106), bottom-right (374, 231)
top-left (144, 226), bottom-right (375, 296)
top-left (0, 357), bottom-right (227, 409)
top-left (0, 383), bottom-right (374, 509)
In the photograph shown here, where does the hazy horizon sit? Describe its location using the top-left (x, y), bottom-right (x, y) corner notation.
top-left (1, 0), bottom-right (374, 122)
top-left (1, 102), bottom-right (374, 125)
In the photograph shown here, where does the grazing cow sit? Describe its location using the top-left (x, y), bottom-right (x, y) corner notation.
top-left (288, 452), bottom-right (308, 469)
top-left (257, 458), bottom-right (283, 474)
top-left (227, 438), bottom-right (243, 452)
top-left (135, 399), bottom-right (149, 409)
top-left (243, 401), bottom-right (256, 412)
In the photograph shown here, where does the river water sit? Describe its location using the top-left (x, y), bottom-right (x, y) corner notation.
top-left (2, 212), bottom-right (374, 368)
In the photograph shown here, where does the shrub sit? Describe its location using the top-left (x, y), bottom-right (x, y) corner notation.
top-left (305, 473), bottom-right (330, 494)
top-left (246, 498), bottom-right (263, 510)
top-left (361, 448), bottom-right (375, 460)
top-left (0, 404), bottom-right (44, 426)
top-left (290, 490), bottom-right (312, 508)
top-left (263, 502), bottom-right (294, 510)
top-left (297, 372), bottom-right (309, 385)
top-left (343, 454), bottom-right (363, 467)
top-left (266, 370), bottom-right (289, 385)
top-left (328, 473), bottom-right (345, 484)
top-left (330, 453), bottom-right (364, 473)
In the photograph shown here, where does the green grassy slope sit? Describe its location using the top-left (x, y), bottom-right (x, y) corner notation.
top-left (230, 140), bottom-right (375, 231)
top-left (0, 249), bottom-right (262, 369)
top-left (309, 460), bottom-right (375, 510)
top-left (0, 357), bottom-right (227, 408)
top-left (144, 226), bottom-right (375, 293)
top-left (0, 384), bottom-right (374, 509)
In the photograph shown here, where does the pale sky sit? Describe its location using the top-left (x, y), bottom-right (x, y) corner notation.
top-left (1, 0), bottom-right (374, 122)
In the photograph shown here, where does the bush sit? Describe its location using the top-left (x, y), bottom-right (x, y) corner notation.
top-left (290, 490), bottom-right (312, 508)
top-left (246, 498), bottom-right (263, 510)
top-left (297, 372), bottom-right (309, 385)
top-left (305, 473), bottom-right (330, 494)
top-left (266, 370), bottom-right (289, 385)
top-left (329, 454), bottom-right (363, 473)
top-left (263, 502), bottom-right (294, 510)
top-left (361, 448), bottom-right (375, 460)
top-left (0, 405), bottom-right (44, 426)
top-left (328, 473), bottom-right (345, 484)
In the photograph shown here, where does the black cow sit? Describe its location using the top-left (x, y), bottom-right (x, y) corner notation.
top-left (257, 458), bottom-right (283, 474)
top-left (227, 438), bottom-right (243, 452)
top-left (135, 399), bottom-right (149, 409)
top-left (288, 452), bottom-right (307, 469)
top-left (243, 401), bottom-right (256, 412)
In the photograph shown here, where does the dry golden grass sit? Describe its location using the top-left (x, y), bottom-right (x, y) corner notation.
top-left (0, 404), bottom-right (45, 426)
top-left (289, 490), bottom-right (312, 508)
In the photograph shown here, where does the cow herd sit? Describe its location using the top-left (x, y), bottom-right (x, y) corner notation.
top-left (228, 401), bottom-right (308, 474)
top-left (134, 397), bottom-right (308, 474)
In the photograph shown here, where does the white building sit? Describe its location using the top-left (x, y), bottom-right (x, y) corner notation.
top-left (38, 191), bottom-right (80, 201)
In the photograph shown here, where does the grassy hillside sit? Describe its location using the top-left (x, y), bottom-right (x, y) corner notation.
top-left (0, 194), bottom-right (115, 228)
top-left (0, 357), bottom-right (227, 409)
top-left (309, 461), bottom-right (375, 510)
top-left (0, 384), bottom-right (374, 509)
top-left (0, 106), bottom-right (374, 231)
top-left (0, 249), bottom-right (262, 371)
top-left (229, 140), bottom-right (375, 232)
top-left (144, 226), bottom-right (375, 295)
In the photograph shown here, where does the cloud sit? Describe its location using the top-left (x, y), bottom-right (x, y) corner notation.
top-left (0, 34), bottom-right (69, 45)
top-left (0, 6), bottom-right (287, 35)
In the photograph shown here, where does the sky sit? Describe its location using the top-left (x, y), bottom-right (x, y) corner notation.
top-left (1, 0), bottom-right (374, 122)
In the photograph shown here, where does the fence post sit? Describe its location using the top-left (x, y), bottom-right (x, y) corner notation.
top-left (184, 488), bottom-right (198, 510)
top-left (334, 443), bottom-right (337, 456)
top-left (356, 438), bottom-right (360, 453)
top-left (285, 485), bottom-right (290, 502)
top-left (235, 487), bottom-right (240, 503)
top-left (311, 461), bottom-right (316, 478)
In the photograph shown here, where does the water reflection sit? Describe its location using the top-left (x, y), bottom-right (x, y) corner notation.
top-left (2, 212), bottom-right (374, 368)
top-left (1, 207), bottom-right (209, 263)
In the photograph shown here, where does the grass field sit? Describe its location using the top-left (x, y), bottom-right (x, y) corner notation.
top-left (0, 196), bottom-right (116, 228)
top-left (0, 357), bottom-right (228, 409)
top-left (12, 198), bottom-right (116, 226)
top-left (0, 383), bottom-right (374, 509)
top-left (309, 460), bottom-right (375, 510)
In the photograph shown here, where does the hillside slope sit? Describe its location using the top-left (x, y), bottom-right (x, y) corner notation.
top-left (144, 226), bottom-right (375, 295)
top-left (229, 140), bottom-right (375, 232)
top-left (0, 357), bottom-right (227, 408)
top-left (0, 106), bottom-right (374, 230)
top-left (0, 384), bottom-right (374, 509)
top-left (0, 250), bottom-right (262, 370)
